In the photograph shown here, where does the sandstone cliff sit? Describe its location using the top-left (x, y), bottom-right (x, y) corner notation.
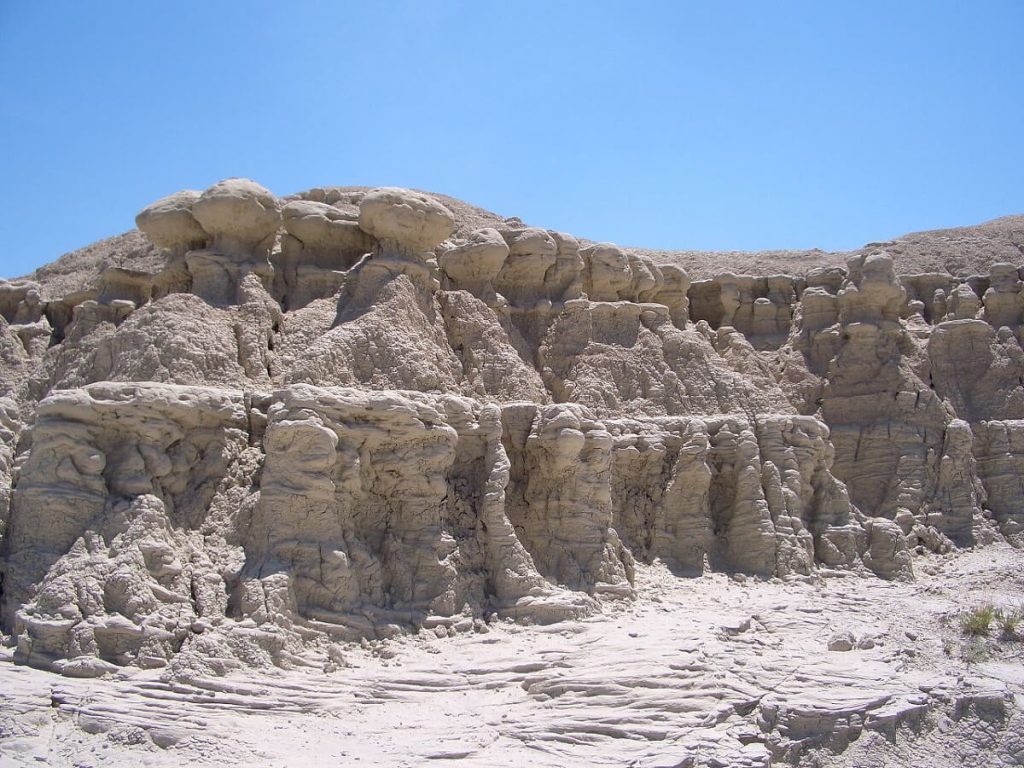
top-left (1, 179), bottom-right (1022, 681)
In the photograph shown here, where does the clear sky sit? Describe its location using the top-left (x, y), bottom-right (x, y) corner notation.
top-left (1, 1), bottom-right (1022, 277)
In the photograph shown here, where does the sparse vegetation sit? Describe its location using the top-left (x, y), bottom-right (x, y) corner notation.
top-left (961, 637), bottom-right (990, 664)
top-left (957, 603), bottom-right (1024, 651)
top-left (998, 608), bottom-right (1022, 641)
top-left (960, 604), bottom-right (999, 636)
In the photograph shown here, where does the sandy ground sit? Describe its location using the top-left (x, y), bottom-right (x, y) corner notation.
top-left (2, 545), bottom-right (1023, 768)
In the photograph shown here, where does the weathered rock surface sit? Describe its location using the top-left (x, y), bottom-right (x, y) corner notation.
top-left (2, 180), bottom-right (1024, 766)
top-left (3, 545), bottom-right (1022, 767)
top-left (134, 190), bottom-right (208, 252)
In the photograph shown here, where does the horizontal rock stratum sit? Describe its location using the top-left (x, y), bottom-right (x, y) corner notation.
top-left (2, 179), bottom-right (1023, 651)
top-left (1, 181), bottom-right (1023, 764)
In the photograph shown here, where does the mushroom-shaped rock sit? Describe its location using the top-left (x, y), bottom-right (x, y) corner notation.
top-left (282, 200), bottom-right (372, 257)
top-left (838, 252), bottom-right (905, 324)
top-left (438, 228), bottom-right (509, 300)
top-left (494, 228), bottom-right (558, 306)
top-left (861, 253), bottom-right (896, 284)
top-left (582, 243), bottom-right (632, 301)
top-left (983, 263), bottom-right (1024, 327)
top-left (0, 280), bottom-right (45, 324)
top-left (948, 282), bottom-right (982, 321)
top-left (542, 232), bottom-right (585, 302)
top-left (358, 188), bottom-right (456, 255)
top-left (135, 190), bottom-right (208, 251)
top-left (191, 179), bottom-right (282, 257)
top-left (650, 264), bottom-right (690, 328)
top-left (627, 253), bottom-right (661, 301)
top-left (506, 228), bottom-right (558, 260)
top-left (989, 263), bottom-right (1021, 293)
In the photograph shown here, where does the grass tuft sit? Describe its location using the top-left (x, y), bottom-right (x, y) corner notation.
top-left (960, 604), bottom-right (999, 636)
top-left (998, 609), bottom-right (1022, 641)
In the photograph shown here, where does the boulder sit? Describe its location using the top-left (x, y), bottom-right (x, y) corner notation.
top-left (135, 190), bottom-right (208, 252)
top-left (438, 227), bottom-right (509, 301)
top-left (358, 187), bottom-right (455, 256)
top-left (191, 178), bottom-right (282, 256)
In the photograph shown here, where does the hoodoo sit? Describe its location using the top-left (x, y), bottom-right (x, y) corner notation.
top-left (2, 180), bottom-right (1023, 765)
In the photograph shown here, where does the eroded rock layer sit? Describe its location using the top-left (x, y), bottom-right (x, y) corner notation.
top-left (1, 178), bottom-right (1021, 677)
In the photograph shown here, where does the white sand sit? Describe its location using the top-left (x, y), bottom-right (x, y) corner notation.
top-left (3, 544), bottom-right (1022, 767)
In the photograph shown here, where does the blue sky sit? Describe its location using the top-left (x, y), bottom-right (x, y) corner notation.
top-left (1, 1), bottom-right (1022, 277)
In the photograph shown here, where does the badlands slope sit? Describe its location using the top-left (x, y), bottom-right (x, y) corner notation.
top-left (0, 180), bottom-right (1023, 767)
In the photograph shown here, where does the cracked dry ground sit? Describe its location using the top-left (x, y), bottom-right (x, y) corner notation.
top-left (2, 544), bottom-right (1022, 768)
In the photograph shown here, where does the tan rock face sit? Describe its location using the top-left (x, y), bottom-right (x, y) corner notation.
top-left (2, 383), bottom-right (254, 662)
top-left (282, 200), bottom-right (367, 253)
top-left (192, 178), bottom-right (282, 256)
top-left (3, 178), bottom-right (1024, 679)
top-left (358, 187), bottom-right (456, 255)
top-left (134, 190), bottom-right (208, 251)
top-left (494, 228), bottom-right (559, 307)
top-left (275, 200), bottom-right (376, 310)
top-left (438, 227), bottom-right (508, 302)
top-left (0, 397), bottom-right (19, 534)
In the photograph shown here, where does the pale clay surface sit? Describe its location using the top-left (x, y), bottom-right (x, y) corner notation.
top-left (1, 180), bottom-right (1023, 766)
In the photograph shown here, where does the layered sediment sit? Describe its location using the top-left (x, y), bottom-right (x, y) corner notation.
top-left (1, 180), bottom-right (1022, 679)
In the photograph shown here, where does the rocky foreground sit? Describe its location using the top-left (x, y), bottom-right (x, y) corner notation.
top-left (1, 180), bottom-right (1023, 766)
top-left (2, 544), bottom-right (1022, 767)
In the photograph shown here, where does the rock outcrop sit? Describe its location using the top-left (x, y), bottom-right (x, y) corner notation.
top-left (1, 178), bottom-right (1022, 679)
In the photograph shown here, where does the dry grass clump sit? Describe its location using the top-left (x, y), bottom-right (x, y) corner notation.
top-left (959, 603), bottom-right (1023, 639)
top-left (997, 609), bottom-right (1021, 641)
top-left (960, 604), bottom-right (999, 636)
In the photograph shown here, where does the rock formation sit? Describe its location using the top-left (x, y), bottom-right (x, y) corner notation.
top-left (1, 178), bottom-right (1023, 683)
